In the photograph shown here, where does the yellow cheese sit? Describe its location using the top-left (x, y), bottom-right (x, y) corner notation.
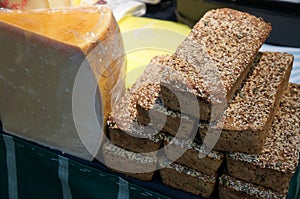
top-left (0, 0), bottom-right (99, 9)
top-left (0, 6), bottom-right (126, 160)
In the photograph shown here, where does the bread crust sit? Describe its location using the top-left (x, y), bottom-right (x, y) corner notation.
top-left (161, 8), bottom-right (272, 121)
top-left (226, 83), bottom-right (300, 193)
top-left (219, 175), bottom-right (286, 199)
top-left (200, 52), bottom-right (294, 154)
top-left (160, 161), bottom-right (217, 198)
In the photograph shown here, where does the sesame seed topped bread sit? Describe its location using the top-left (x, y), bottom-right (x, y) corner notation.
top-left (160, 8), bottom-right (272, 121)
top-left (137, 96), bottom-right (196, 139)
top-left (134, 55), bottom-right (199, 139)
top-left (107, 56), bottom-right (169, 153)
top-left (102, 7), bottom-right (297, 197)
top-left (218, 53), bottom-right (293, 132)
top-left (159, 160), bottom-right (217, 198)
top-left (107, 120), bottom-right (164, 153)
top-left (219, 175), bottom-right (286, 199)
top-left (102, 142), bottom-right (158, 181)
top-left (281, 83), bottom-right (300, 106)
top-left (226, 83), bottom-right (300, 193)
top-left (109, 55), bottom-right (167, 127)
top-left (200, 52), bottom-right (294, 154)
top-left (163, 134), bottom-right (224, 176)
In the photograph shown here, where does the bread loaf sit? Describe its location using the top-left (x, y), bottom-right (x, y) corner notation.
top-left (200, 52), bottom-right (293, 154)
top-left (102, 142), bottom-right (158, 181)
top-left (137, 94), bottom-right (196, 139)
top-left (219, 174), bottom-right (285, 199)
top-left (226, 83), bottom-right (300, 193)
top-left (161, 8), bottom-right (272, 121)
top-left (108, 56), bottom-right (169, 153)
top-left (163, 134), bottom-right (224, 176)
top-left (160, 160), bottom-right (217, 198)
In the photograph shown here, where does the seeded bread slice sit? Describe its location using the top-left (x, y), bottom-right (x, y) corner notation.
top-left (107, 56), bottom-right (169, 153)
top-left (132, 55), bottom-right (200, 139)
top-left (137, 95), bottom-right (197, 139)
top-left (226, 83), bottom-right (300, 193)
top-left (163, 134), bottom-right (224, 176)
top-left (102, 142), bottom-right (157, 181)
top-left (200, 52), bottom-right (294, 154)
top-left (160, 8), bottom-right (272, 121)
top-left (219, 175), bottom-right (286, 199)
top-left (159, 160), bottom-right (217, 198)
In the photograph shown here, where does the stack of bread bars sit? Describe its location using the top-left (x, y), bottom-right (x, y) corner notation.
top-left (102, 8), bottom-right (300, 198)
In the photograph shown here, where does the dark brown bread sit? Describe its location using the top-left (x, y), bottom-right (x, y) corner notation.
top-left (102, 142), bottom-right (157, 181)
top-left (107, 56), bottom-right (169, 153)
top-left (226, 83), bottom-right (300, 193)
top-left (163, 134), bottom-right (224, 176)
top-left (134, 55), bottom-right (198, 139)
top-left (131, 55), bottom-right (198, 139)
top-left (108, 124), bottom-right (164, 153)
top-left (137, 95), bottom-right (196, 139)
top-left (200, 52), bottom-right (294, 154)
top-left (219, 175), bottom-right (286, 199)
top-left (159, 160), bottom-right (217, 197)
top-left (161, 8), bottom-right (272, 121)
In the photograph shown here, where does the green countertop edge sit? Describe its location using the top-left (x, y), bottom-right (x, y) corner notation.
top-left (0, 133), bottom-right (170, 199)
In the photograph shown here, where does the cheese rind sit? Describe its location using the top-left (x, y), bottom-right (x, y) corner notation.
top-left (0, 0), bottom-right (99, 10)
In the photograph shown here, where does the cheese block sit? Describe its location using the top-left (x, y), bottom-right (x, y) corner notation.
top-left (0, 6), bottom-right (126, 160)
top-left (0, 0), bottom-right (99, 10)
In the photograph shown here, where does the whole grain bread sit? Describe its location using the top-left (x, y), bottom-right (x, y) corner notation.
top-left (219, 175), bottom-right (286, 199)
top-left (108, 121), bottom-right (164, 153)
top-left (137, 95), bottom-right (197, 139)
top-left (124, 55), bottom-right (199, 140)
top-left (102, 142), bottom-right (158, 181)
top-left (200, 52), bottom-right (294, 154)
top-left (163, 134), bottom-right (224, 176)
top-left (107, 56), bottom-right (169, 153)
top-left (159, 160), bottom-right (217, 198)
top-left (161, 8), bottom-right (272, 121)
top-left (226, 83), bottom-right (300, 193)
